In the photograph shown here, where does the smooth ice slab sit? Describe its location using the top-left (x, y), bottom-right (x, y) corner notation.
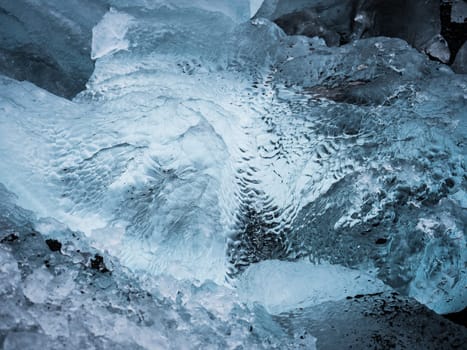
top-left (237, 260), bottom-right (390, 314)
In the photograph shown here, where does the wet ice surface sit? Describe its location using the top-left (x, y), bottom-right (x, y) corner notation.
top-left (1, 184), bottom-right (465, 349)
top-left (0, 184), bottom-right (299, 349)
top-left (0, 1), bottom-right (466, 348)
top-left (236, 260), bottom-right (390, 315)
top-left (275, 291), bottom-right (467, 350)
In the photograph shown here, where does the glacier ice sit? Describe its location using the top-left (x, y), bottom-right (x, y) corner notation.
top-left (0, 0), bottom-right (107, 97)
top-left (425, 34), bottom-right (451, 63)
top-left (0, 184), bottom-right (304, 349)
top-left (236, 260), bottom-right (389, 315)
top-left (453, 41), bottom-right (467, 73)
top-left (91, 8), bottom-right (133, 60)
top-left (451, 0), bottom-right (467, 23)
top-left (275, 291), bottom-right (467, 349)
top-left (257, 0), bottom-right (448, 61)
top-left (0, 0), bottom-right (466, 348)
top-left (1, 183), bottom-right (466, 349)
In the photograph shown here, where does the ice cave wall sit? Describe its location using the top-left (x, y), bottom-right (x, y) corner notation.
top-left (1, 0), bottom-right (466, 99)
top-left (0, 0), bottom-right (109, 98)
top-left (256, 0), bottom-right (467, 66)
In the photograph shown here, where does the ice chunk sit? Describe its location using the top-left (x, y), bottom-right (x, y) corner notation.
top-left (451, 0), bottom-right (467, 23)
top-left (0, 247), bottom-right (21, 296)
top-left (167, 0), bottom-right (251, 22)
top-left (256, 0), bottom-right (361, 44)
top-left (274, 9), bottom-right (341, 46)
top-left (0, 184), bottom-right (306, 349)
top-left (237, 260), bottom-right (390, 314)
top-left (257, 0), bottom-right (441, 52)
top-left (365, 0), bottom-right (441, 51)
top-left (452, 41), bottom-right (467, 74)
top-left (425, 34), bottom-right (451, 63)
top-left (22, 268), bottom-right (54, 304)
top-left (3, 332), bottom-right (50, 350)
top-left (91, 8), bottom-right (133, 60)
top-left (0, 0), bottom-right (107, 97)
top-left (409, 213), bottom-right (467, 314)
top-left (109, 0), bottom-right (253, 23)
top-left (250, 0), bottom-right (265, 18)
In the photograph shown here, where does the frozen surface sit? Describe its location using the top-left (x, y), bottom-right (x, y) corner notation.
top-left (275, 291), bottom-right (467, 349)
top-left (91, 8), bottom-right (133, 60)
top-left (453, 41), bottom-right (467, 74)
top-left (0, 0), bottom-right (107, 97)
top-left (451, 0), bottom-right (467, 23)
top-left (257, 0), bottom-right (441, 52)
top-left (1, 184), bottom-right (466, 349)
top-left (0, 184), bottom-right (305, 349)
top-left (0, 1), bottom-right (466, 312)
top-left (425, 34), bottom-right (451, 63)
top-left (237, 260), bottom-right (389, 314)
top-left (0, 0), bottom-right (466, 347)
top-left (0, 0), bottom-right (258, 97)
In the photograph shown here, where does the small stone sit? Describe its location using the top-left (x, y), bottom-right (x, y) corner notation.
top-left (90, 254), bottom-right (110, 273)
top-left (0, 233), bottom-right (19, 243)
top-left (45, 239), bottom-right (62, 252)
top-left (425, 34), bottom-right (451, 63)
top-left (375, 238), bottom-right (388, 245)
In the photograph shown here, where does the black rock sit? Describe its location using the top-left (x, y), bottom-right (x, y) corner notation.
top-left (45, 239), bottom-right (62, 252)
top-left (90, 254), bottom-right (110, 273)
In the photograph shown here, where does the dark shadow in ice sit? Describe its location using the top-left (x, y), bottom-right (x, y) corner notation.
top-left (0, 1), bottom-right (108, 98)
top-left (275, 291), bottom-right (467, 349)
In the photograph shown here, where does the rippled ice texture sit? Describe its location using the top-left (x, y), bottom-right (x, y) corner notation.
top-left (0, 0), bottom-right (465, 322)
top-left (0, 184), bottom-right (303, 349)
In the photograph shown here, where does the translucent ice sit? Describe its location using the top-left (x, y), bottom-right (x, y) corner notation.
top-left (453, 41), bottom-right (467, 73)
top-left (257, 0), bottom-right (441, 51)
top-left (23, 268), bottom-right (55, 304)
top-left (425, 34), bottom-right (451, 63)
top-left (0, 184), bottom-right (303, 349)
top-left (0, 0), bottom-right (466, 323)
top-left (451, 0), bottom-right (467, 23)
top-left (0, 0), bottom-right (107, 97)
top-left (250, 0), bottom-right (265, 17)
top-left (237, 260), bottom-right (389, 314)
top-left (91, 8), bottom-right (133, 60)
